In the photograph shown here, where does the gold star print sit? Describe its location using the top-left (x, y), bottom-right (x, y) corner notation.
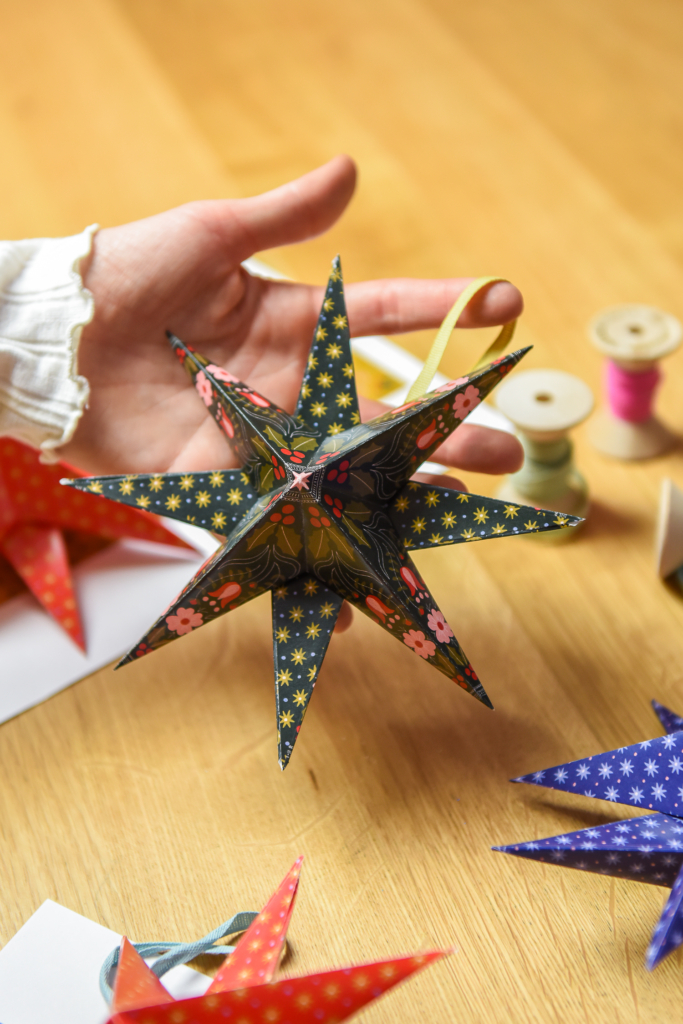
top-left (291, 648), bottom-right (306, 664)
top-left (473, 507), bottom-right (489, 524)
top-left (279, 710), bottom-right (295, 727)
top-left (278, 669), bottom-right (293, 686)
top-left (119, 478), bottom-right (134, 495)
top-left (311, 401), bottom-right (327, 417)
top-left (328, 423), bottom-right (344, 435)
top-left (412, 517), bottom-right (427, 533)
top-left (330, 265), bottom-right (341, 282)
top-left (336, 392), bottom-right (353, 407)
top-left (491, 523), bottom-right (507, 535)
top-left (316, 326), bottom-right (327, 342)
top-left (350, 411), bottom-right (360, 425)
top-left (317, 373), bottom-right (333, 388)
top-left (307, 665), bottom-right (317, 682)
top-left (136, 495), bottom-right (151, 509)
top-left (320, 602), bottom-right (334, 618)
top-left (293, 689), bottom-right (308, 706)
top-left (303, 579), bottom-right (318, 595)
top-left (307, 353), bottom-right (318, 370)
top-left (441, 511), bottom-right (456, 528)
top-left (209, 471), bottom-right (224, 487)
top-left (456, 493), bottom-right (469, 503)
top-left (165, 494), bottom-right (181, 511)
top-left (461, 528), bottom-right (476, 541)
top-left (554, 515), bottom-right (569, 527)
top-left (195, 490), bottom-right (211, 507)
top-left (212, 511), bottom-right (227, 530)
top-left (425, 490), bottom-right (440, 507)
top-left (274, 586), bottom-right (287, 599)
top-left (88, 481), bottom-right (103, 494)
top-left (240, 471), bottom-right (250, 485)
top-left (342, 363), bottom-right (354, 378)
top-left (149, 475), bottom-right (164, 492)
top-left (275, 626), bottom-right (291, 642)
top-left (179, 475), bottom-right (194, 491)
top-left (327, 342), bottom-right (343, 359)
top-left (395, 495), bottom-right (409, 512)
top-left (323, 298), bottom-right (334, 311)
top-left (289, 606), bottom-right (304, 622)
top-left (301, 382), bottom-right (312, 399)
top-left (227, 488), bottom-right (243, 505)
top-left (504, 504), bottom-right (519, 518)
top-left (429, 532), bottom-right (444, 544)
top-left (524, 520), bottom-right (539, 531)
top-left (407, 481), bottom-right (420, 491)
top-left (306, 622), bottom-right (321, 639)
top-left (332, 314), bottom-right (347, 329)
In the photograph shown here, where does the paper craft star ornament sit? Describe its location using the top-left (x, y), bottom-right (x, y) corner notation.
top-left (494, 699), bottom-right (683, 969)
top-left (0, 437), bottom-right (187, 649)
top-left (64, 259), bottom-right (581, 765)
top-left (105, 856), bottom-right (447, 1024)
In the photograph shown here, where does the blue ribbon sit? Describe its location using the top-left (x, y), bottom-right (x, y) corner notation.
top-left (99, 910), bottom-right (258, 1003)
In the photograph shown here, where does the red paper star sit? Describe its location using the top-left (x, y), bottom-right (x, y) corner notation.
top-left (0, 438), bottom-right (188, 649)
top-left (107, 857), bottom-right (448, 1024)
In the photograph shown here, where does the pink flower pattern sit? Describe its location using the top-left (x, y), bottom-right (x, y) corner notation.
top-left (206, 364), bottom-right (240, 383)
top-left (195, 371), bottom-right (213, 407)
top-left (435, 376), bottom-right (469, 394)
top-left (402, 629), bottom-right (436, 659)
top-left (166, 606), bottom-right (203, 635)
top-left (453, 384), bottom-right (480, 419)
top-left (427, 608), bottom-right (454, 644)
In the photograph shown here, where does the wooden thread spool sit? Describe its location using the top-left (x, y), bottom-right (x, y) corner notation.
top-left (494, 369), bottom-right (594, 536)
top-left (655, 479), bottom-right (683, 592)
top-left (587, 304), bottom-right (681, 460)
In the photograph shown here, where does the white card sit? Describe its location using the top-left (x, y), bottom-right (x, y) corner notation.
top-left (0, 900), bottom-right (210, 1024)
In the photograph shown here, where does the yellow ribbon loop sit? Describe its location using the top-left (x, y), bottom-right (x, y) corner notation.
top-left (405, 276), bottom-right (517, 402)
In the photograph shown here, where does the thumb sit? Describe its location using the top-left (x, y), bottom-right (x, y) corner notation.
top-left (217, 155), bottom-right (357, 261)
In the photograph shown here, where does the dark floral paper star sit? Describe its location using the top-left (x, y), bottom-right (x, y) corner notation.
top-left (494, 700), bottom-right (683, 969)
top-left (64, 258), bottom-right (580, 767)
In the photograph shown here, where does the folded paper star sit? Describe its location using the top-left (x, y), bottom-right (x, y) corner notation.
top-left (494, 699), bottom-right (683, 969)
top-left (0, 437), bottom-right (187, 649)
top-left (103, 856), bottom-right (447, 1024)
top-left (63, 259), bottom-right (580, 765)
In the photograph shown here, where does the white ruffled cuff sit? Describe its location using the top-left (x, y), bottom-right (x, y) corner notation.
top-left (0, 224), bottom-right (98, 461)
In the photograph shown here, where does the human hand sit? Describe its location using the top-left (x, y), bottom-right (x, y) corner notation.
top-left (63, 155), bottom-right (523, 484)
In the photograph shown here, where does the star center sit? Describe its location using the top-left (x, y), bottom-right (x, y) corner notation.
top-left (289, 470), bottom-right (313, 492)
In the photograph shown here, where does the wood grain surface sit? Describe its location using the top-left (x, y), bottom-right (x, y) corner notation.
top-left (1, 2), bottom-right (683, 1020)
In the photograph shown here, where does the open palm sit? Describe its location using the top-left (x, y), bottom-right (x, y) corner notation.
top-left (63, 155), bottom-right (523, 483)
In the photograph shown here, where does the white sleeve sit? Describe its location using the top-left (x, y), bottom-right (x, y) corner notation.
top-left (0, 225), bottom-right (98, 462)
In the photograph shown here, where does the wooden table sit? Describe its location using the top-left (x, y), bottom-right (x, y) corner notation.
top-left (1, 2), bottom-right (683, 1020)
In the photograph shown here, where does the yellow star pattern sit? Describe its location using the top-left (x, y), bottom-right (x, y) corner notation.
top-left (491, 523), bottom-right (507, 535)
top-left (336, 392), bottom-right (353, 407)
top-left (306, 622), bottom-right (321, 639)
top-left (209, 471), bottom-right (224, 487)
top-left (179, 475), bottom-right (194, 491)
top-left (327, 342), bottom-right (343, 359)
top-left (317, 372), bottom-right (333, 388)
top-left (301, 383), bottom-right (312, 399)
top-left (88, 481), bottom-right (103, 494)
top-left (456, 493), bottom-right (469, 503)
top-left (461, 528), bottom-right (476, 541)
top-left (524, 520), bottom-right (539, 531)
top-left (412, 517), bottom-right (427, 533)
top-left (473, 507), bottom-right (489, 524)
top-left (240, 471), bottom-right (250, 485)
top-left (311, 401), bottom-right (327, 417)
top-left (303, 579), bottom-right (318, 595)
top-left (165, 494), bottom-right (181, 511)
top-left (289, 606), bottom-right (304, 622)
top-left (278, 669), bottom-right (293, 686)
top-left (119, 478), bottom-right (134, 495)
top-left (227, 488), bottom-right (243, 505)
top-left (316, 326), bottom-right (327, 342)
top-left (504, 504), bottom-right (519, 518)
top-left (441, 511), bottom-right (457, 528)
top-left (293, 690), bottom-right (308, 706)
top-left (279, 710), bottom-right (295, 727)
top-left (342, 363), bottom-right (354, 378)
top-left (395, 496), bottom-right (409, 512)
top-left (274, 586), bottom-right (287, 599)
top-left (425, 490), bottom-right (440, 507)
top-left (307, 353), bottom-right (318, 370)
top-left (148, 475), bottom-right (164, 492)
top-left (328, 423), bottom-right (344, 435)
top-left (320, 602), bottom-right (334, 618)
top-left (136, 495), bottom-right (150, 509)
top-left (307, 666), bottom-right (317, 682)
top-left (332, 314), bottom-right (348, 329)
top-left (275, 626), bottom-right (291, 643)
top-left (323, 298), bottom-right (334, 311)
top-left (212, 511), bottom-right (227, 530)
top-left (195, 490), bottom-right (211, 507)
top-left (429, 532), bottom-right (444, 544)
top-left (291, 648), bottom-right (306, 664)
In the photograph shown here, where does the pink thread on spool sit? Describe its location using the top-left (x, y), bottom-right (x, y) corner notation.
top-left (605, 360), bottom-right (660, 424)
top-left (588, 305), bottom-right (681, 460)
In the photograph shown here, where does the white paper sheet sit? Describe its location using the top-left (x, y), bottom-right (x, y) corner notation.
top-left (0, 899), bottom-right (210, 1024)
top-left (0, 522), bottom-right (219, 725)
